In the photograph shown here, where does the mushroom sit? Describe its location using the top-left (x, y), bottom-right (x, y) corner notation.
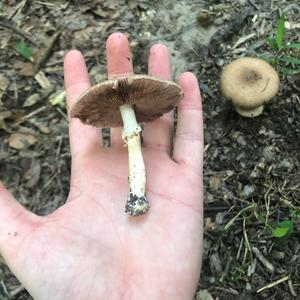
top-left (220, 57), bottom-right (279, 117)
top-left (70, 74), bottom-right (183, 216)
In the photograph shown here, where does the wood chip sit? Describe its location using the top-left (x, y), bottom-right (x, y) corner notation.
top-left (34, 71), bottom-right (52, 89)
top-left (0, 74), bottom-right (9, 90)
top-left (196, 289), bottom-right (214, 300)
top-left (252, 247), bottom-right (274, 274)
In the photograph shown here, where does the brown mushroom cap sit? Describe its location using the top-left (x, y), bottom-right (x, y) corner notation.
top-left (220, 57), bottom-right (279, 110)
top-left (70, 74), bottom-right (184, 127)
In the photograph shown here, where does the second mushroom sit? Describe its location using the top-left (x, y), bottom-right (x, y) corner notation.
top-left (70, 75), bottom-right (183, 216)
top-left (220, 57), bottom-right (279, 117)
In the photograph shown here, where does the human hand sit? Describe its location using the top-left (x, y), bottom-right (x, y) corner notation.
top-left (0, 33), bottom-right (203, 300)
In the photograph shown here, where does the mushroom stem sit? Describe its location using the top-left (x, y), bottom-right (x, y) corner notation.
top-left (235, 105), bottom-right (264, 118)
top-left (119, 104), bottom-right (149, 216)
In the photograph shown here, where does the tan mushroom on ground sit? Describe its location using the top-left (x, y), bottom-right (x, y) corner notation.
top-left (220, 57), bottom-right (279, 117)
top-left (70, 74), bottom-right (183, 216)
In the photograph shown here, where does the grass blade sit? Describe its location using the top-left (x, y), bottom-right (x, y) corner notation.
top-left (267, 36), bottom-right (277, 50)
top-left (276, 16), bottom-right (285, 49)
top-left (284, 43), bottom-right (300, 49)
top-left (224, 204), bottom-right (255, 231)
top-left (278, 56), bottom-right (300, 65)
top-left (259, 54), bottom-right (275, 64)
top-left (280, 67), bottom-right (300, 75)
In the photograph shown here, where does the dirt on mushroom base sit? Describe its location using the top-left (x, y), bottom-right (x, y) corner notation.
top-left (0, 0), bottom-right (300, 299)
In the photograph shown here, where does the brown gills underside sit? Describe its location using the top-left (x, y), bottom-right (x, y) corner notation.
top-left (70, 75), bottom-right (183, 128)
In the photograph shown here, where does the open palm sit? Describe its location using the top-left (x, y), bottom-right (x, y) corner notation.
top-left (0, 33), bottom-right (203, 300)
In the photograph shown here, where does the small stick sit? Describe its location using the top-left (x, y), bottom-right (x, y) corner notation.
top-left (9, 285), bottom-right (25, 297)
top-left (8, 0), bottom-right (27, 20)
top-left (288, 279), bottom-right (297, 297)
top-left (34, 29), bottom-right (63, 72)
top-left (0, 18), bottom-right (39, 47)
top-left (13, 106), bottom-right (48, 127)
top-left (257, 275), bottom-right (289, 293)
top-left (252, 246), bottom-right (274, 274)
top-left (0, 280), bottom-right (8, 295)
top-left (247, 0), bottom-right (259, 10)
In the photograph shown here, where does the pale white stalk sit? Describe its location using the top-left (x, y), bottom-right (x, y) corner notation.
top-left (119, 104), bottom-right (149, 216)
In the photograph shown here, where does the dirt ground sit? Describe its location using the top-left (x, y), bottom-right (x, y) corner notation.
top-left (0, 0), bottom-right (300, 299)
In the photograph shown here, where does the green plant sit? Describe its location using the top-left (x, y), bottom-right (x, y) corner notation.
top-left (291, 209), bottom-right (300, 220)
top-left (272, 220), bottom-right (294, 241)
top-left (260, 15), bottom-right (300, 75)
top-left (230, 264), bottom-right (246, 282)
top-left (253, 202), bottom-right (298, 241)
top-left (15, 40), bottom-right (33, 61)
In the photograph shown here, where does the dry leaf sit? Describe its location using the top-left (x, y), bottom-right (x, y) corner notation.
top-left (204, 217), bottom-right (217, 232)
top-left (0, 111), bottom-right (12, 129)
top-left (34, 71), bottom-right (52, 89)
top-left (0, 74), bottom-right (9, 90)
top-left (49, 90), bottom-right (66, 107)
top-left (28, 118), bottom-right (50, 134)
top-left (19, 62), bottom-right (35, 77)
top-left (25, 161), bottom-right (41, 188)
top-left (9, 133), bottom-right (38, 150)
top-left (209, 176), bottom-right (221, 191)
top-left (23, 93), bottom-right (40, 107)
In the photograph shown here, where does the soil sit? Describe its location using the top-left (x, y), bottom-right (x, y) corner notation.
top-left (0, 0), bottom-right (300, 299)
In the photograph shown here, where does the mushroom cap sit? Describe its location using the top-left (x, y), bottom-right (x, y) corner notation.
top-left (220, 57), bottom-right (279, 109)
top-left (70, 74), bottom-right (184, 127)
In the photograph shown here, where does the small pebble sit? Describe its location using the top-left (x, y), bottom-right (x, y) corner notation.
top-left (67, 19), bottom-right (88, 31)
top-left (277, 159), bottom-right (291, 170)
top-left (196, 289), bottom-right (214, 300)
top-left (215, 212), bottom-right (224, 225)
top-left (210, 252), bottom-right (222, 273)
top-left (262, 146), bottom-right (274, 163)
top-left (242, 185), bottom-right (254, 198)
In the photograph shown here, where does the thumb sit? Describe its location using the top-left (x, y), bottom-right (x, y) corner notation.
top-left (0, 181), bottom-right (39, 256)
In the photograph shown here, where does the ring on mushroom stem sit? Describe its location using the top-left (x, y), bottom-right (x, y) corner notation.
top-left (220, 57), bottom-right (279, 117)
top-left (70, 74), bottom-right (183, 216)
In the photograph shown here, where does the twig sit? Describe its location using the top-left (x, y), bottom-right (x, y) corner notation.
top-left (13, 106), bottom-right (48, 127)
top-left (243, 217), bottom-right (252, 263)
top-left (247, 0), bottom-right (259, 10)
top-left (252, 246), bottom-right (274, 274)
top-left (8, 0), bottom-right (27, 20)
top-left (9, 285), bottom-right (25, 297)
top-left (56, 107), bottom-right (69, 123)
top-left (35, 1), bottom-right (56, 6)
top-left (215, 287), bottom-right (239, 295)
top-left (288, 279), bottom-right (297, 297)
top-left (236, 237), bottom-right (243, 260)
top-left (0, 18), bottom-right (39, 47)
top-left (247, 258), bottom-right (257, 276)
top-left (34, 29), bottom-right (63, 72)
top-left (224, 204), bottom-right (255, 230)
top-left (257, 275), bottom-right (289, 293)
top-left (232, 33), bottom-right (256, 49)
top-left (0, 281), bottom-right (8, 295)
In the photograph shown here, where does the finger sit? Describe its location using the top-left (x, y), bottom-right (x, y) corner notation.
top-left (64, 50), bottom-right (102, 159)
top-left (0, 181), bottom-right (38, 256)
top-left (106, 32), bottom-right (134, 147)
top-left (173, 72), bottom-right (203, 171)
top-left (143, 44), bottom-right (173, 153)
